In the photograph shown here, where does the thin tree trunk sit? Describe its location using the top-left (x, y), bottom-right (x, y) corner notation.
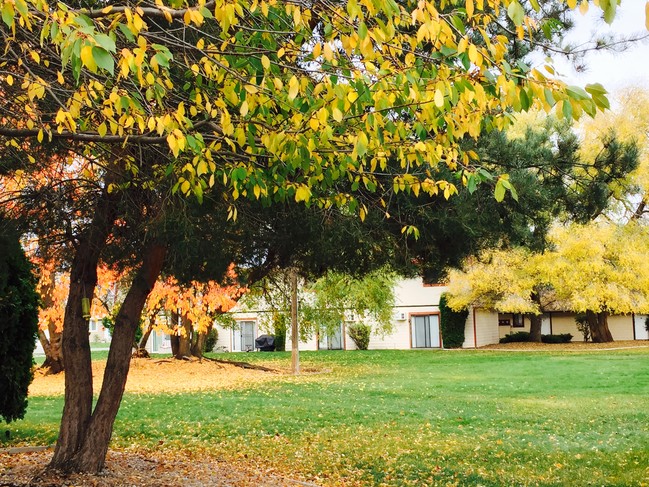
top-left (38, 328), bottom-right (64, 375)
top-left (290, 268), bottom-right (299, 375)
top-left (70, 244), bottom-right (166, 473)
top-left (49, 187), bottom-right (119, 471)
top-left (138, 324), bottom-right (153, 350)
top-left (38, 278), bottom-right (65, 374)
top-left (587, 310), bottom-right (614, 343)
top-left (170, 311), bottom-right (180, 357)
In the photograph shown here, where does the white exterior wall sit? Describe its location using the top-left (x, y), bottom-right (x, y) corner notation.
top-left (368, 320), bottom-right (414, 349)
top-left (462, 308), bottom-right (499, 348)
top-left (608, 315), bottom-right (635, 341)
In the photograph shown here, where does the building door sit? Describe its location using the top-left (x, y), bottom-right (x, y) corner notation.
top-left (411, 315), bottom-right (440, 348)
top-left (319, 324), bottom-right (343, 350)
top-left (234, 321), bottom-right (256, 351)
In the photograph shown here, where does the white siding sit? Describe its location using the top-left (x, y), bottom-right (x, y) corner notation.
top-left (463, 308), bottom-right (499, 348)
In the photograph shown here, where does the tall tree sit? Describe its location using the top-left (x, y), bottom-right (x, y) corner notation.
top-left (0, 0), bottom-right (626, 474)
top-left (0, 217), bottom-right (39, 423)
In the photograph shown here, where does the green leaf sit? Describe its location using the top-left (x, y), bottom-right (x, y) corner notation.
top-left (562, 100), bottom-right (573, 120)
top-left (585, 83), bottom-right (608, 95)
top-left (94, 34), bottom-right (116, 53)
top-left (1, 3), bottom-right (14, 28)
top-left (92, 47), bottom-right (114, 75)
top-left (566, 85), bottom-right (589, 100)
top-left (494, 179), bottom-right (506, 202)
top-left (507, 1), bottom-right (525, 26)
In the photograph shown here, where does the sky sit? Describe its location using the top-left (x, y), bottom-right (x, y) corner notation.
top-left (548, 0), bottom-right (649, 95)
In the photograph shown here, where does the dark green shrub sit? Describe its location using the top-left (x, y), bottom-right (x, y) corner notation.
top-left (439, 294), bottom-right (467, 348)
top-left (348, 323), bottom-right (371, 350)
top-left (272, 312), bottom-right (287, 352)
top-left (499, 331), bottom-right (531, 343)
top-left (0, 219), bottom-right (39, 423)
top-left (203, 327), bottom-right (219, 352)
top-left (541, 333), bottom-right (573, 344)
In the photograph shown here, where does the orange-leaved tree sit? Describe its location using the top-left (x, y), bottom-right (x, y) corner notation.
top-left (141, 265), bottom-right (246, 359)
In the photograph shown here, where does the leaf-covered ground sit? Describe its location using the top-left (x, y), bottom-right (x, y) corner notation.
top-left (3, 345), bottom-right (649, 486)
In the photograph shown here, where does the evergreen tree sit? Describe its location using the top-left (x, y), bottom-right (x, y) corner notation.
top-left (0, 217), bottom-right (39, 423)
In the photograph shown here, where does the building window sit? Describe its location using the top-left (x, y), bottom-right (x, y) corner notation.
top-left (89, 319), bottom-right (98, 332)
top-left (499, 319), bottom-right (511, 327)
top-left (319, 324), bottom-right (343, 350)
top-left (512, 314), bottom-right (524, 328)
top-left (411, 314), bottom-right (441, 348)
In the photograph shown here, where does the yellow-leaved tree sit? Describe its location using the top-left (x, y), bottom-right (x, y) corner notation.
top-left (0, 0), bottom-right (640, 474)
top-left (447, 223), bottom-right (649, 343)
top-left (541, 223), bottom-right (649, 342)
top-left (446, 247), bottom-right (551, 341)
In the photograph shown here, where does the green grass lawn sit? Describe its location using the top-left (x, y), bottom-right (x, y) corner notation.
top-left (7, 349), bottom-right (649, 486)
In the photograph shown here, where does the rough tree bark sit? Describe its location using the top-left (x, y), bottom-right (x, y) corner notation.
top-left (175, 315), bottom-right (193, 358)
top-left (69, 243), bottom-right (166, 472)
top-left (587, 310), bottom-right (614, 343)
top-left (49, 187), bottom-right (119, 470)
top-left (38, 327), bottom-right (64, 375)
top-left (529, 315), bottom-right (543, 343)
top-left (48, 240), bottom-right (166, 473)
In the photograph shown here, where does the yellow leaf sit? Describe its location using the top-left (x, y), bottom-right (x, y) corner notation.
top-left (579, 0), bottom-right (589, 15)
top-left (466, 0), bottom-right (474, 17)
top-left (57, 71), bottom-right (65, 84)
top-left (37, 129), bottom-right (43, 143)
top-left (180, 180), bottom-right (191, 194)
top-left (646, 1), bottom-right (649, 30)
top-left (30, 51), bottom-right (40, 64)
top-left (295, 185), bottom-right (311, 202)
top-left (434, 89), bottom-right (444, 108)
top-left (332, 107), bottom-right (343, 122)
top-left (277, 47), bottom-right (285, 58)
top-left (288, 76), bottom-right (299, 100)
top-left (309, 117), bottom-right (319, 130)
top-left (261, 55), bottom-right (270, 70)
top-left (97, 122), bottom-right (107, 137)
top-left (80, 45), bottom-right (97, 72)
top-left (240, 100), bottom-right (249, 116)
top-left (5, 74), bottom-right (13, 86)
top-left (197, 160), bottom-right (208, 175)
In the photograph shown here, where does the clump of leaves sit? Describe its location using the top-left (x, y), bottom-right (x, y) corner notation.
top-left (348, 323), bottom-right (371, 350)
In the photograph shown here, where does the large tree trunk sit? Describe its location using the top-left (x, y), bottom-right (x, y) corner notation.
top-left (49, 187), bottom-right (119, 471)
top-left (175, 315), bottom-right (192, 358)
top-left (68, 243), bottom-right (166, 473)
top-left (587, 310), bottom-right (614, 343)
top-left (529, 314), bottom-right (543, 343)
